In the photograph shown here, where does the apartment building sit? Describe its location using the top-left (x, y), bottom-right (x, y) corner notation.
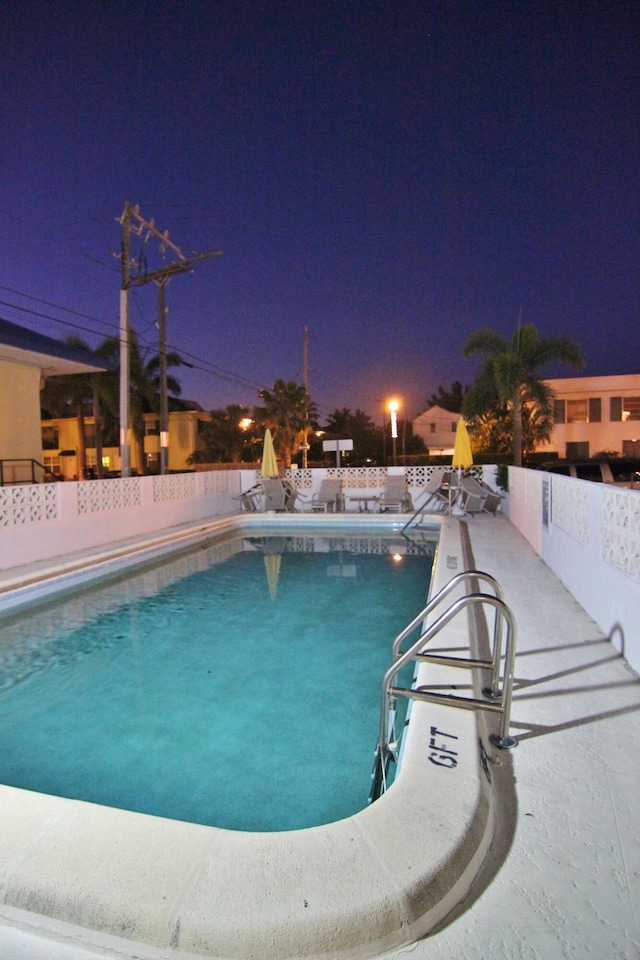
top-left (538, 374), bottom-right (640, 459)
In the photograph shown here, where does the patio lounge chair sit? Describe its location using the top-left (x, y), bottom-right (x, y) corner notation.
top-left (473, 477), bottom-right (505, 515)
top-left (283, 480), bottom-right (302, 512)
top-left (378, 475), bottom-right (413, 513)
top-left (262, 478), bottom-right (288, 511)
top-left (309, 478), bottom-right (343, 512)
top-left (232, 484), bottom-right (262, 512)
top-left (260, 478), bottom-right (302, 512)
top-left (458, 476), bottom-right (489, 516)
top-left (421, 468), bottom-right (448, 511)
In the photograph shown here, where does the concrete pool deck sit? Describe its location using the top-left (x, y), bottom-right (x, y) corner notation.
top-left (0, 513), bottom-right (639, 958)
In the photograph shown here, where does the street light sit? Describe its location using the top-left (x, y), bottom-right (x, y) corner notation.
top-left (388, 399), bottom-right (399, 465)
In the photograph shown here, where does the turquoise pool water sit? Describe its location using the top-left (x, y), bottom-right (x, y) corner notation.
top-left (0, 529), bottom-right (434, 831)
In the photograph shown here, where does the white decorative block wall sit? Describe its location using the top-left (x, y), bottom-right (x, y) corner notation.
top-left (152, 473), bottom-right (196, 503)
top-left (551, 474), bottom-right (589, 543)
top-left (77, 478), bottom-right (142, 514)
top-left (203, 471), bottom-right (230, 496)
top-left (0, 484), bottom-right (59, 526)
top-left (602, 488), bottom-right (640, 582)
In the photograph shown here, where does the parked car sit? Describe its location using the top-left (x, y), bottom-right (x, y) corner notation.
top-left (537, 458), bottom-right (640, 488)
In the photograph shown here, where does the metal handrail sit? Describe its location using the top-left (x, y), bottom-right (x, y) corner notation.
top-left (371, 585), bottom-right (517, 802)
top-left (391, 569), bottom-right (503, 661)
top-left (0, 458), bottom-right (47, 486)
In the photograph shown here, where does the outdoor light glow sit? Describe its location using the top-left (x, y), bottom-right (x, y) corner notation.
top-left (392, 553), bottom-right (403, 563)
top-left (388, 400), bottom-right (399, 440)
top-left (239, 418), bottom-right (253, 430)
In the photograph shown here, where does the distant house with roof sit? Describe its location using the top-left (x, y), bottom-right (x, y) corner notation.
top-left (412, 404), bottom-right (462, 455)
top-left (0, 318), bottom-right (111, 484)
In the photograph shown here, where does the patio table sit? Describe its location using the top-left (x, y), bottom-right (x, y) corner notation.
top-left (347, 494), bottom-right (381, 513)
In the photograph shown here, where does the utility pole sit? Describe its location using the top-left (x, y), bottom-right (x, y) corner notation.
top-left (301, 325), bottom-right (309, 469)
top-left (119, 201), bottom-right (132, 477)
top-left (117, 202), bottom-right (222, 477)
top-left (158, 279), bottom-right (169, 474)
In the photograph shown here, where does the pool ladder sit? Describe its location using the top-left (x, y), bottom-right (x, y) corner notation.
top-left (370, 570), bottom-right (517, 803)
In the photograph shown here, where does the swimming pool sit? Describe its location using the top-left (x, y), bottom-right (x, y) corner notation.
top-left (0, 528), bottom-right (434, 831)
top-left (0, 513), bottom-right (497, 960)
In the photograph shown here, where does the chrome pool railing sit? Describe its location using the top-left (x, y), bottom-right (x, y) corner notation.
top-left (370, 572), bottom-right (517, 802)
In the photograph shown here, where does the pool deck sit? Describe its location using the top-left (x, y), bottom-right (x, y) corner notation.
top-left (1, 513), bottom-right (639, 958)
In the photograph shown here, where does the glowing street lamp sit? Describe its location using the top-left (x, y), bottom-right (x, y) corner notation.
top-left (388, 399), bottom-right (400, 465)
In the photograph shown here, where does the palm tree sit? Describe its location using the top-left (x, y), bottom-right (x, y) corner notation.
top-left (40, 336), bottom-right (105, 479)
top-left (463, 323), bottom-right (584, 466)
top-left (255, 379), bottom-right (316, 468)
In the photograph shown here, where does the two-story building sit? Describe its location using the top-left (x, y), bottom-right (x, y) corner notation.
top-left (538, 374), bottom-right (640, 460)
top-left (41, 405), bottom-right (210, 480)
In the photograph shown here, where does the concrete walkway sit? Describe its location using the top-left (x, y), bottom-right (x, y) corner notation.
top-left (1, 515), bottom-right (639, 959)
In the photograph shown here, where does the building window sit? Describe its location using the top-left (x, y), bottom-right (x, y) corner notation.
top-left (451, 422), bottom-right (457, 432)
top-left (43, 455), bottom-right (61, 473)
top-left (430, 423), bottom-right (436, 433)
top-left (554, 400), bottom-right (566, 423)
top-left (42, 426), bottom-right (59, 450)
top-left (612, 397), bottom-right (640, 421)
top-left (622, 439), bottom-right (640, 457)
top-left (588, 398), bottom-right (601, 422)
top-left (566, 400), bottom-right (588, 423)
top-left (145, 419), bottom-right (160, 436)
top-left (566, 441), bottom-right (589, 459)
top-left (85, 424), bottom-right (96, 448)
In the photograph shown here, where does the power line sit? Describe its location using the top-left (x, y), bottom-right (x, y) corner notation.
top-left (0, 283), bottom-right (118, 332)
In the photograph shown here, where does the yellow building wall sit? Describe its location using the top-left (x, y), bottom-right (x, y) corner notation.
top-left (0, 359), bottom-right (43, 464)
top-left (41, 411), bottom-right (207, 478)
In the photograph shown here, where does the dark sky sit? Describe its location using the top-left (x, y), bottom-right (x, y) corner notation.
top-left (1, 1), bottom-right (638, 423)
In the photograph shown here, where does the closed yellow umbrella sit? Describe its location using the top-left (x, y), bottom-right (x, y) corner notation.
top-left (261, 428), bottom-right (278, 477)
top-left (452, 419), bottom-right (473, 471)
top-left (264, 553), bottom-right (282, 601)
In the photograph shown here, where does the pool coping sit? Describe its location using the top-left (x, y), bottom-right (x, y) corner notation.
top-left (0, 514), bottom-right (499, 959)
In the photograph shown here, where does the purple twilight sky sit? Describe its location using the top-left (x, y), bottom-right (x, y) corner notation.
top-left (1, 1), bottom-right (638, 425)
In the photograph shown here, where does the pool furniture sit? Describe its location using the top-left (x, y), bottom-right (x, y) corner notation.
top-left (434, 471), bottom-right (461, 514)
top-left (233, 484), bottom-right (263, 512)
top-left (348, 494), bottom-right (381, 512)
top-left (475, 477), bottom-right (505, 514)
top-left (458, 476), bottom-right (490, 516)
top-left (378, 475), bottom-right (413, 512)
top-left (283, 480), bottom-right (302, 512)
top-left (421, 468), bottom-right (448, 511)
top-left (261, 478), bottom-right (288, 511)
top-left (308, 478), bottom-right (343, 512)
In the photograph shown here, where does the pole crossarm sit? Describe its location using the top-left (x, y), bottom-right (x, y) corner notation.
top-left (126, 251), bottom-right (222, 288)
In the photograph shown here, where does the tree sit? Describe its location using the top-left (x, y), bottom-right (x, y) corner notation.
top-left (426, 381), bottom-right (467, 413)
top-left (40, 336), bottom-right (104, 479)
top-left (254, 378), bottom-right (316, 468)
top-left (465, 382), bottom-right (555, 459)
top-left (462, 323), bottom-right (584, 466)
top-left (190, 404), bottom-right (256, 464)
top-left (324, 408), bottom-right (382, 461)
